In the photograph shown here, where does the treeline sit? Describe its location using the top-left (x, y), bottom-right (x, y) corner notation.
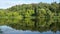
top-left (0, 2), bottom-right (60, 27)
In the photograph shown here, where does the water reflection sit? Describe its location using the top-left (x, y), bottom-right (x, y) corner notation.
top-left (0, 25), bottom-right (60, 34)
top-left (0, 12), bottom-right (60, 34)
top-left (0, 29), bottom-right (3, 34)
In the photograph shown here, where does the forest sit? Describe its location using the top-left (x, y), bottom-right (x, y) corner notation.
top-left (0, 2), bottom-right (60, 31)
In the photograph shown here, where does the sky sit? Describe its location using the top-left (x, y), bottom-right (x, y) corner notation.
top-left (0, 0), bottom-right (59, 9)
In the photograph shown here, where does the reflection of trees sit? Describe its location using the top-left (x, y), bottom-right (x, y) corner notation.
top-left (0, 12), bottom-right (60, 32)
top-left (1, 11), bottom-right (60, 32)
top-left (9, 23), bottom-right (60, 32)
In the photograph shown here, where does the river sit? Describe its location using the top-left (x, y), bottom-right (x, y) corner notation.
top-left (0, 25), bottom-right (60, 34)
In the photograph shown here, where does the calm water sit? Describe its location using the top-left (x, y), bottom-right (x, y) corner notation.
top-left (0, 25), bottom-right (60, 34)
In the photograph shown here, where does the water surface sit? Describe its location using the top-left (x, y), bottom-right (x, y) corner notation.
top-left (0, 25), bottom-right (60, 34)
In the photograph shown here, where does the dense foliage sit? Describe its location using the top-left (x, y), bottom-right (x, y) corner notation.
top-left (0, 2), bottom-right (60, 29)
